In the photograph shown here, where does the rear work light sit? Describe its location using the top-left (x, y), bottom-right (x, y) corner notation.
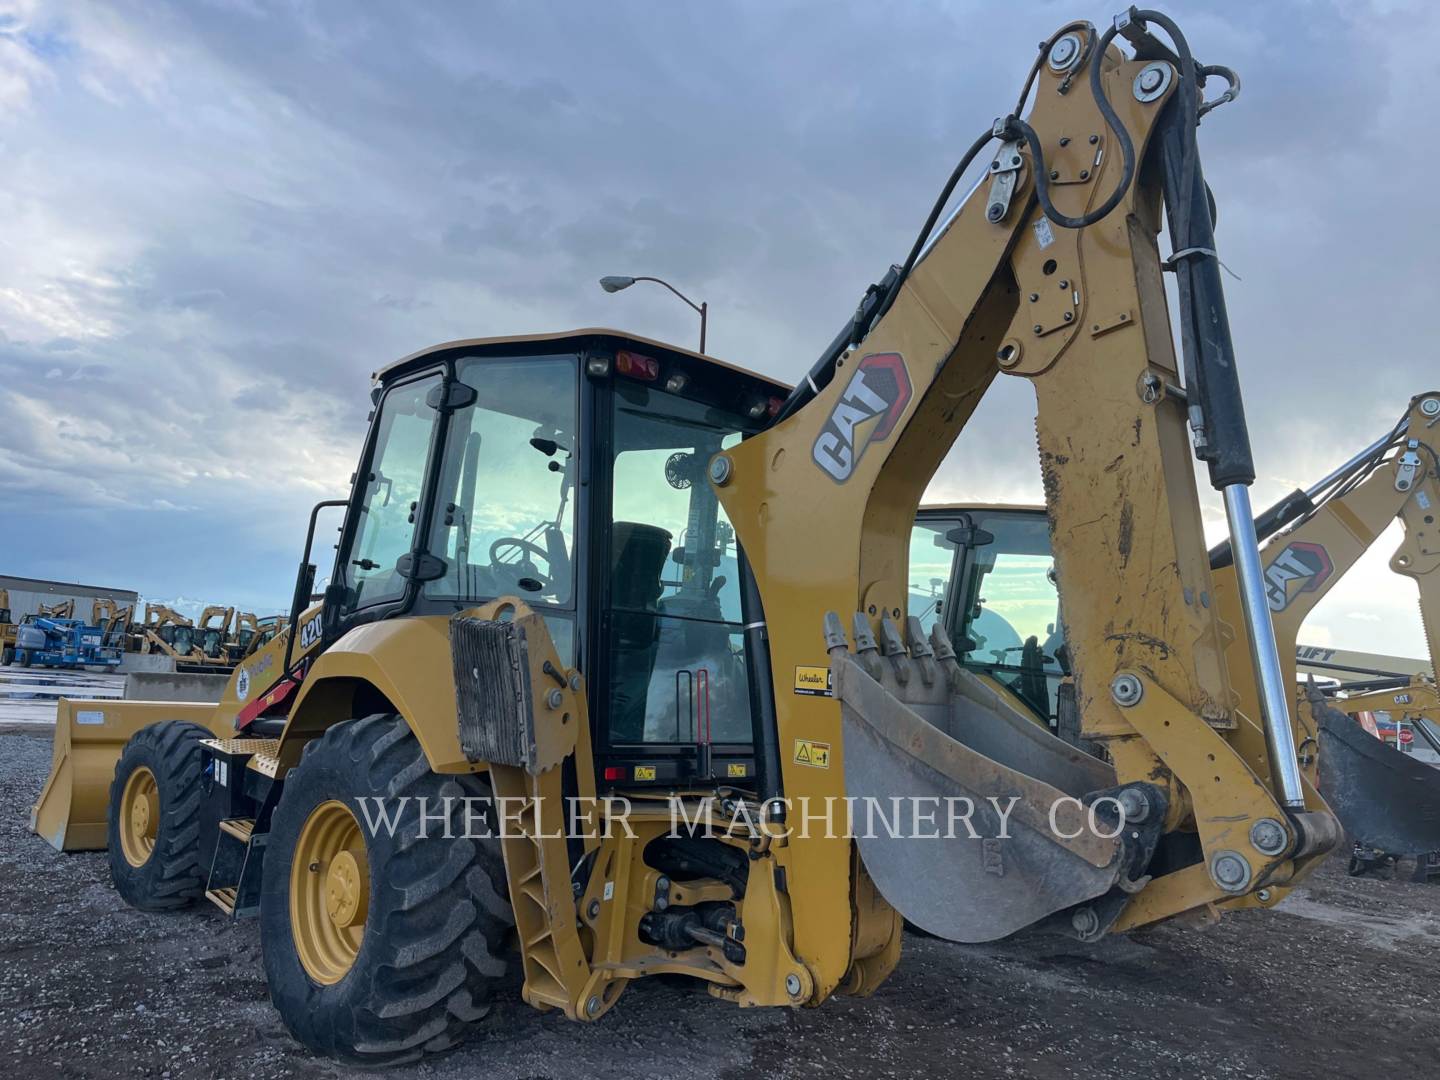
top-left (616, 350), bottom-right (659, 381)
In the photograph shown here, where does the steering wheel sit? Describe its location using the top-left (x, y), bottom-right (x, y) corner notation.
top-left (489, 537), bottom-right (552, 590)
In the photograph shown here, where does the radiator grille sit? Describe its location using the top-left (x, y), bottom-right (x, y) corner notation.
top-left (450, 615), bottom-right (535, 767)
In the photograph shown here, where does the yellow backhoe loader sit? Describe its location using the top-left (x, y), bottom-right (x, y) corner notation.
top-left (38, 598), bottom-right (76, 619)
top-left (91, 599), bottom-right (138, 654)
top-left (193, 605), bottom-right (236, 666)
top-left (138, 602), bottom-right (196, 661)
top-left (230, 612), bottom-right (262, 660)
top-left (33, 10), bottom-right (1341, 1064)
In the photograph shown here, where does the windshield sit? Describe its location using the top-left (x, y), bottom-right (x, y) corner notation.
top-left (605, 382), bottom-right (759, 747)
top-left (424, 355), bottom-right (578, 609)
top-left (955, 512), bottom-right (1062, 673)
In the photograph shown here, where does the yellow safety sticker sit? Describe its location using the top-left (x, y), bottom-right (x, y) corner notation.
top-left (793, 739), bottom-right (831, 769)
top-left (793, 665), bottom-right (832, 696)
top-left (727, 763), bottom-right (748, 778)
top-left (634, 765), bottom-right (657, 781)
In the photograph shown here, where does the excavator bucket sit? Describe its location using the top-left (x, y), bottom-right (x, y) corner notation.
top-left (31, 698), bottom-right (218, 851)
top-left (826, 613), bottom-right (1159, 942)
top-left (1314, 691), bottom-right (1440, 855)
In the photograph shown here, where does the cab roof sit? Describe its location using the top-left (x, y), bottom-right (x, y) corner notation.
top-left (373, 327), bottom-right (792, 395)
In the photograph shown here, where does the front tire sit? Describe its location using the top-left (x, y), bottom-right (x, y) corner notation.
top-left (107, 721), bottom-right (212, 910)
top-left (260, 715), bottom-right (513, 1066)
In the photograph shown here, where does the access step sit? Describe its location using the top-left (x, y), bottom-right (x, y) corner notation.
top-left (218, 817), bottom-right (255, 841)
top-left (197, 740), bottom-right (281, 919)
top-left (205, 886), bottom-right (239, 916)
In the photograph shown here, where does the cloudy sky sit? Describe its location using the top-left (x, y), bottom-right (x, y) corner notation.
top-left (1, 0), bottom-right (1436, 659)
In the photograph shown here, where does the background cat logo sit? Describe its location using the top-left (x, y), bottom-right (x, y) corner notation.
top-left (812, 353), bottom-right (912, 482)
top-left (1264, 541), bottom-right (1333, 611)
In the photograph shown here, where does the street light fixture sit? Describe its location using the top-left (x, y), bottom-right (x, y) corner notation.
top-left (598, 275), bottom-right (708, 353)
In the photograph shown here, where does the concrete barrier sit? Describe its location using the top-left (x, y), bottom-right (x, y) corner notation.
top-left (122, 671), bottom-right (228, 704)
top-left (118, 654), bottom-right (177, 674)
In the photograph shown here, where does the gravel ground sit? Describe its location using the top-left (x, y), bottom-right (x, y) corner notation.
top-left (3, 730), bottom-right (1438, 1079)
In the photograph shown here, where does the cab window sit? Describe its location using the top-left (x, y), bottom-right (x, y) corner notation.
top-left (605, 383), bottom-right (756, 746)
top-left (424, 355), bottom-right (578, 610)
top-left (345, 373), bottom-right (442, 610)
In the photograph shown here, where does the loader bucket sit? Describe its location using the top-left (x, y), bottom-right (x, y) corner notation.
top-left (31, 698), bottom-right (220, 851)
top-left (827, 613), bottom-right (1150, 943)
top-left (1315, 694), bottom-right (1440, 855)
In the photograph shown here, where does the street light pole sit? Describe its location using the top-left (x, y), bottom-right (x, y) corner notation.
top-left (598, 275), bottom-right (708, 353)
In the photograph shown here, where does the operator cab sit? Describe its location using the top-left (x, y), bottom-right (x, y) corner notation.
top-left (321, 330), bottom-right (788, 792)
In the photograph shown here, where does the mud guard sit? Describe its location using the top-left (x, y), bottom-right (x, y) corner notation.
top-left (1315, 688), bottom-right (1440, 855)
top-left (828, 613), bottom-right (1142, 942)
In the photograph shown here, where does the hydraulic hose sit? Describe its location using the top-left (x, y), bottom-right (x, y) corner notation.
top-left (1012, 21), bottom-right (1136, 230)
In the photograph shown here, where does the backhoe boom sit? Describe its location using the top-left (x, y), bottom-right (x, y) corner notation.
top-left (715, 13), bottom-right (1335, 977)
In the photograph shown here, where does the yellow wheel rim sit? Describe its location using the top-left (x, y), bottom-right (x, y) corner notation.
top-left (119, 765), bottom-right (160, 868)
top-left (291, 800), bottom-right (370, 985)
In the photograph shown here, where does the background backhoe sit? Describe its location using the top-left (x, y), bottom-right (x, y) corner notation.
top-left (31, 9), bottom-right (1341, 1064)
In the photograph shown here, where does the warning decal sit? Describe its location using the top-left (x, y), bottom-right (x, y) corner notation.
top-left (793, 739), bottom-right (831, 769)
top-left (793, 665), bottom-right (833, 696)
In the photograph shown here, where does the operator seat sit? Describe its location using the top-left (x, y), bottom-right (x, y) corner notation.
top-left (541, 523), bottom-right (573, 600)
top-left (608, 522), bottom-right (673, 742)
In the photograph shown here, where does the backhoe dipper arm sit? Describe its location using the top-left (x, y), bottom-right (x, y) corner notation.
top-left (714, 11), bottom-right (1333, 991)
top-left (1213, 393), bottom-right (1440, 736)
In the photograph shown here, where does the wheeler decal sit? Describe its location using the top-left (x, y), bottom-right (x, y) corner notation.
top-left (792, 665), bottom-right (833, 697)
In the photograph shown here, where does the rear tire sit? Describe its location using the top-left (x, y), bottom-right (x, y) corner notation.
top-left (107, 721), bottom-right (212, 910)
top-left (1, 646), bottom-right (12, 665)
top-left (16, 650), bottom-right (30, 667)
top-left (260, 714), bottom-right (513, 1066)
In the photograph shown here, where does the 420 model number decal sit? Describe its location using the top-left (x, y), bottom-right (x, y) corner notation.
top-left (299, 611), bottom-right (324, 650)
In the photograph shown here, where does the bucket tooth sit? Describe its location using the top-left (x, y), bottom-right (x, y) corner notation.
top-left (877, 615), bottom-right (910, 685)
top-left (850, 613), bottom-right (882, 679)
top-left (904, 616), bottom-right (937, 687)
top-left (928, 623), bottom-right (964, 692)
top-left (827, 613), bottom-right (1127, 942)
